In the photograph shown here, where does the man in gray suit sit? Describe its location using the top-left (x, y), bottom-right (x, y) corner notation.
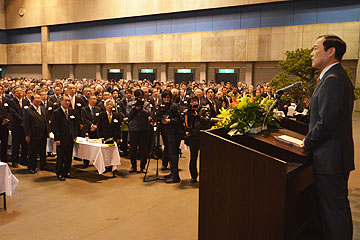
top-left (302, 35), bottom-right (354, 240)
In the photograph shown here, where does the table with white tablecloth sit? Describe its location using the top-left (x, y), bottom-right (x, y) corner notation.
top-left (0, 162), bottom-right (19, 210)
top-left (73, 139), bottom-right (121, 175)
top-left (47, 136), bottom-right (121, 175)
top-left (0, 162), bottom-right (18, 197)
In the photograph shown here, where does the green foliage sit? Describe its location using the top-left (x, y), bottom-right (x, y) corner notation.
top-left (355, 87), bottom-right (360, 100)
top-left (214, 95), bottom-right (281, 136)
top-left (270, 48), bottom-right (358, 101)
top-left (270, 48), bottom-right (319, 100)
top-left (344, 66), bottom-right (360, 101)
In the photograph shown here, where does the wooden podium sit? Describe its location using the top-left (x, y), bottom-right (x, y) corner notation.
top-left (199, 118), bottom-right (315, 240)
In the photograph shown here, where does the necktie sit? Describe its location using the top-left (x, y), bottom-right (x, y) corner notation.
top-left (65, 109), bottom-right (68, 120)
top-left (90, 107), bottom-right (94, 117)
top-left (108, 114), bottom-right (112, 124)
top-left (211, 101), bottom-right (216, 111)
top-left (19, 99), bottom-right (22, 108)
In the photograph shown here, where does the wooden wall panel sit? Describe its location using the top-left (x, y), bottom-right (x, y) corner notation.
top-left (5, 65), bottom-right (42, 78)
top-left (5, 0), bottom-right (287, 29)
top-left (327, 22), bottom-right (359, 60)
top-left (0, 44), bottom-right (7, 64)
top-left (270, 28), bottom-right (285, 60)
top-left (284, 26), bottom-right (302, 53)
top-left (7, 22), bottom-right (359, 65)
top-left (6, 43), bottom-right (41, 64)
top-left (0, 0), bottom-right (5, 29)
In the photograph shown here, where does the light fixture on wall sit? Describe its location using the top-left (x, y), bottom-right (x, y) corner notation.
top-left (18, 7), bottom-right (25, 17)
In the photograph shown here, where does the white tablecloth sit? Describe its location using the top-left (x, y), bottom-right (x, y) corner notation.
top-left (73, 139), bottom-right (121, 174)
top-left (0, 162), bottom-right (19, 197)
top-left (47, 137), bottom-right (57, 153)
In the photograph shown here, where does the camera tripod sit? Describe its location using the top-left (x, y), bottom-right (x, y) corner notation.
top-left (143, 125), bottom-right (166, 182)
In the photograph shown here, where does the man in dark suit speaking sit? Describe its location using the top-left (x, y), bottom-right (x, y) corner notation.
top-left (51, 95), bottom-right (78, 181)
top-left (23, 93), bottom-right (51, 173)
top-left (302, 35), bottom-right (354, 240)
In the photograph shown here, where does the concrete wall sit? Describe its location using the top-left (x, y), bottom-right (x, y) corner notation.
top-left (5, 0), bottom-right (287, 29)
top-left (42, 22), bottom-right (360, 64)
top-left (5, 65), bottom-right (42, 78)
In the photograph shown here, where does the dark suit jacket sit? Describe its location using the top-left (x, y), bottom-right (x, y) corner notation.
top-left (96, 100), bottom-right (106, 112)
top-left (81, 105), bottom-right (102, 137)
top-left (51, 107), bottom-right (78, 143)
top-left (23, 105), bottom-right (50, 140)
top-left (8, 98), bottom-right (28, 131)
top-left (119, 97), bottom-right (133, 118)
top-left (23, 97), bottom-right (31, 107)
top-left (97, 112), bottom-right (122, 142)
top-left (69, 96), bottom-right (86, 123)
top-left (40, 100), bottom-right (53, 121)
top-left (304, 63), bottom-right (354, 174)
top-left (0, 96), bottom-right (10, 129)
top-left (80, 95), bottom-right (88, 105)
top-left (48, 95), bottom-right (61, 106)
top-left (203, 99), bottom-right (219, 118)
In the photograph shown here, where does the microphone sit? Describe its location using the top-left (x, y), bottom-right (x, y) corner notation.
top-left (276, 82), bottom-right (302, 96)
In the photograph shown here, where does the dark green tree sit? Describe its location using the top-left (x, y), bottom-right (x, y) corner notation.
top-left (270, 48), bottom-right (360, 101)
top-left (269, 48), bottom-right (319, 101)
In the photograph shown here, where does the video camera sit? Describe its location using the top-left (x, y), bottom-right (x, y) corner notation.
top-left (134, 97), bottom-right (145, 108)
top-left (152, 103), bottom-right (169, 123)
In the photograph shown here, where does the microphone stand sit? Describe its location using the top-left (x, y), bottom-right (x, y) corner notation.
top-left (261, 93), bottom-right (282, 131)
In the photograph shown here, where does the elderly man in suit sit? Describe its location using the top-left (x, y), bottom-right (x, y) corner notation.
top-left (97, 99), bottom-right (122, 144)
top-left (302, 35), bottom-right (354, 240)
top-left (8, 86), bottom-right (28, 168)
top-left (48, 86), bottom-right (62, 109)
top-left (51, 95), bottom-right (78, 181)
top-left (23, 93), bottom-right (51, 173)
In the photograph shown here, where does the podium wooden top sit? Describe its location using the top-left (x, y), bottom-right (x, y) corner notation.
top-left (252, 128), bottom-right (308, 157)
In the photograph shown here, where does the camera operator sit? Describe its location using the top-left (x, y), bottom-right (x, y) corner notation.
top-left (126, 89), bottom-right (151, 173)
top-left (154, 90), bottom-right (182, 183)
top-left (184, 95), bottom-right (211, 183)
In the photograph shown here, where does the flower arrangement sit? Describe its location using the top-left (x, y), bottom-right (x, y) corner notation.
top-left (213, 95), bottom-right (281, 136)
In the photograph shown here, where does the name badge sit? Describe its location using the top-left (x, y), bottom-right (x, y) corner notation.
top-left (24, 106), bottom-right (29, 109)
top-left (76, 103), bottom-right (82, 107)
top-left (113, 119), bottom-right (118, 123)
top-left (69, 115), bottom-right (75, 119)
top-left (4, 103), bottom-right (8, 107)
top-left (95, 112), bottom-right (100, 116)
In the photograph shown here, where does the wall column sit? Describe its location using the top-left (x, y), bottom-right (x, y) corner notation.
top-left (160, 64), bottom-right (167, 82)
top-left (102, 67), bottom-right (108, 80)
top-left (96, 64), bottom-right (102, 80)
top-left (245, 62), bottom-right (254, 86)
top-left (200, 63), bottom-right (207, 83)
top-left (69, 65), bottom-right (75, 79)
top-left (208, 68), bottom-right (215, 84)
top-left (41, 26), bottom-right (51, 79)
top-left (126, 64), bottom-right (132, 80)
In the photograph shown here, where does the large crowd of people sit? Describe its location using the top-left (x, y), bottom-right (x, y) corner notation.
top-left (0, 77), bottom-right (308, 183)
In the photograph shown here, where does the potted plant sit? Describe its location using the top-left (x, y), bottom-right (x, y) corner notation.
top-left (213, 95), bottom-right (281, 136)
